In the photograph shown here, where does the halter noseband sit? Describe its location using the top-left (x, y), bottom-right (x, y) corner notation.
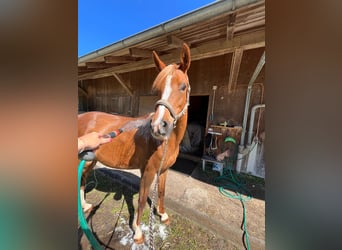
top-left (155, 85), bottom-right (191, 127)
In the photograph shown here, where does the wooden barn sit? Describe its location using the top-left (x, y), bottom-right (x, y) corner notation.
top-left (78, 0), bottom-right (265, 178)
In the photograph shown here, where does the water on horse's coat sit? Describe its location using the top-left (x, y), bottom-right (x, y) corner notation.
top-left (121, 117), bottom-right (151, 132)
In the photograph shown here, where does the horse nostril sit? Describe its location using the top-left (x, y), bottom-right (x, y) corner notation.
top-left (161, 121), bottom-right (167, 128)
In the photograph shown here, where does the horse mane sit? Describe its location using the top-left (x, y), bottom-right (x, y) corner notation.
top-left (152, 64), bottom-right (177, 93)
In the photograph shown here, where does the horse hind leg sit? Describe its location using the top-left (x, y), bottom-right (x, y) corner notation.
top-left (157, 170), bottom-right (170, 225)
top-left (80, 160), bottom-right (97, 213)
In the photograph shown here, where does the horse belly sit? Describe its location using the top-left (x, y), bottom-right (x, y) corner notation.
top-left (95, 141), bottom-right (145, 170)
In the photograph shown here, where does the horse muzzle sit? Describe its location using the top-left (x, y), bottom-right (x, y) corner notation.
top-left (150, 119), bottom-right (173, 141)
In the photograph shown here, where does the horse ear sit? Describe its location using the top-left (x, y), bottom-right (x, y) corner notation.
top-left (179, 43), bottom-right (191, 73)
top-left (152, 51), bottom-right (166, 72)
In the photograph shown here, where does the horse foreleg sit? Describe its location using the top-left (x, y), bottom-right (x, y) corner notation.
top-left (157, 169), bottom-right (170, 224)
top-left (132, 170), bottom-right (155, 244)
top-left (80, 160), bottom-right (97, 213)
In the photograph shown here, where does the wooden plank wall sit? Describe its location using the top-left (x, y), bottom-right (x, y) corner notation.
top-left (79, 47), bottom-right (265, 135)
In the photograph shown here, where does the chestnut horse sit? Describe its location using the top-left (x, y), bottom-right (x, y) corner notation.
top-left (78, 43), bottom-right (191, 243)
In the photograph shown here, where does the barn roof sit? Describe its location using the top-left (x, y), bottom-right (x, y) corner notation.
top-left (78, 0), bottom-right (265, 81)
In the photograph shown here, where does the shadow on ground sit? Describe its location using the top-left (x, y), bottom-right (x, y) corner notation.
top-left (79, 168), bottom-right (144, 249)
top-left (78, 167), bottom-right (233, 250)
top-left (171, 157), bottom-right (265, 201)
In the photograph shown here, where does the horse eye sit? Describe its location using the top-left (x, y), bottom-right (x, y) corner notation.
top-left (179, 83), bottom-right (187, 91)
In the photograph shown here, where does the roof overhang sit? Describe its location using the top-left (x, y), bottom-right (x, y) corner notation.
top-left (78, 0), bottom-right (265, 81)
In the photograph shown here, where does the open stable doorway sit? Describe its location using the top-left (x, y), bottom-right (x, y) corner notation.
top-left (179, 95), bottom-right (209, 157)
top-left (188, 95), bottom-right (209, 127)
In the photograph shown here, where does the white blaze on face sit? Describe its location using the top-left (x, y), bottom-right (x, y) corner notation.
top-left (152, 74), bottom-right (173, 128)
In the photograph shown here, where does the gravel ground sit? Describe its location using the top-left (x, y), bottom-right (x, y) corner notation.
top-left (78, 162), bottom-right (265, 250)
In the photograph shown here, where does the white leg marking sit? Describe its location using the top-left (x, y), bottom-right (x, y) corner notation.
top-left (80, 187), bottom-right (85, 206)
top-left (80, 187), bottom-right (92, 212)
top-left (157, 206), bottom-right (169, 222)
top-left (160, 213), bottom-right (169, 222)
top-left (133, 213), bottom-right (143, 240)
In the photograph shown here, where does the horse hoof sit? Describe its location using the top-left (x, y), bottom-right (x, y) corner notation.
top-left (83, 203), bottom-right (93, 213)
top-left (161, 217), bottom-right (170, 225)
top-left (134, 234), bottom-right (144, 244)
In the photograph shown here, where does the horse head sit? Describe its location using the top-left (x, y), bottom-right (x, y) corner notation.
top-left (150, 43), bottom-right (191, 140)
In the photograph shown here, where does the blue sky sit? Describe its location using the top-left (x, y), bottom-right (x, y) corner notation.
top-left (78, 0), bottom-right (216, 57)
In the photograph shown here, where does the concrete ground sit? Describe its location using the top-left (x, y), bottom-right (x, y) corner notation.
top-left (162, 160), bottom-right (265, 249)
top-left (79, 158), bottom-right (265, 249)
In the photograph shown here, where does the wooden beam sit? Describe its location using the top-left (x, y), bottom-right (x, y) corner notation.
top-left (104, 56), bottom-right (136, 63)
top-left (227, 48), bottom-right (243, 93)
top-left (167, 35), bottom-right (186, 48)
top-left (226, 13), bottom-right (236, 40)
top-left (86, 62), bottom-right (111, 69)
top-left (129, 47), bottom-right (153, 58)
top-left (78, 66), bottom-right (94, 73)
top-left (78, 85), bottom-right (88, 96)
top-left (226, 26), bottom-right (235, 41)
top-left (79, 30), bottom-right (265, 80)
top-left (112, 73), bottom-right (134, 97)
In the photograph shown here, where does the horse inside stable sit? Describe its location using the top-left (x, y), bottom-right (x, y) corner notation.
top-left (78, 43), bottom-right (191, 243)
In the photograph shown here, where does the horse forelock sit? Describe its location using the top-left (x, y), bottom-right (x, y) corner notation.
top-left (152, 64), bottom-right (177, 94)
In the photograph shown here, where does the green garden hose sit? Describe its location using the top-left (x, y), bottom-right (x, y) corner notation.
top-left (78, 159), bottom-right (103, 250)
top-left (77, 129), bottom-right (123, 249)
top-left (214, 168), bottom-right (252, 250)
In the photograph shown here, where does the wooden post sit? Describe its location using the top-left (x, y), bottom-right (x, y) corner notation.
top-left (227, 48), bottom-right (243, 94)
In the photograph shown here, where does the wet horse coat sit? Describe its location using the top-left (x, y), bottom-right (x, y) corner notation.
top-left (78, 43), bottom-right (191, 243)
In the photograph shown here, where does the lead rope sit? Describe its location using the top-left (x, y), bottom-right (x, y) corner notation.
top-left (148, 139), bottom-right (168, 250)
